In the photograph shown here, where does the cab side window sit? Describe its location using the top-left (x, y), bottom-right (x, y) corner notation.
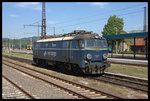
top-left (48, 42), bottom-right (51, 48)
top-left (45, 42), bottom-right (49, 48)
top-left (77, 40), bottom-right (85, 48)
top-left (63, 41), bottom-right (69, 48)
top-left (52, 42), bottom-right (56, 48)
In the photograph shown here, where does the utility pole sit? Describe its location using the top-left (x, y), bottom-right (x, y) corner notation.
top-left (143, 7), bottom-right (146, 32)
top-left (20, 39), bottom-right (21, 51)
top-left (53, 27), bottom-right (56, 36)
top-left (5, 40), bottom-right (6, 49)
top-left (38, 23), bottom-right (39, 40)
top-left (12, 38), bottom-right (13, 50)
top-left (13, 37), bottom-right (16, 47)
top-left (62, 29), bottom-right (64, 34)
top-left (8, 39), bottom-right (9, 51)
top-left (41, 2), bottom-right (47, 39)
top-left (7, 39), bottom-right (8, 50)
top-left (8, 33), bottom-right (10, 51)
top-left (31, 37), bottom-right (32, 46)
top-left (24, 24), bottom-right (41, 40)
top-left (143, 7), bottom-right (148, 59)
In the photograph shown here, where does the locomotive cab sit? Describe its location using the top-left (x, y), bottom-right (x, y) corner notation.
top-left (79, 38), bottom-right (110, 74)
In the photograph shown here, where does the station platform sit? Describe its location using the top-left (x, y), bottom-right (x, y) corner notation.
top-left (108, 53), bottom-right (147, 60)
top-left (107, 57), bottom-right (148, 66)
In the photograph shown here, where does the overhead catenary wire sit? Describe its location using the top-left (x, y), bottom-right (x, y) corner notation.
top-left (20, 3), bottom-right (147, 38)
top-left (55, 9), bottom-right (144, 35)
top-left (30, 20), bottom-right (41, 25)
top-left (26, 4), bottom-right (146, 29)
top-left (54, 4), bottom-right (146, 25)
top-left (56, 9), bottom-right (144, 29)
top-left (24, 4), bottom-right (146, 34)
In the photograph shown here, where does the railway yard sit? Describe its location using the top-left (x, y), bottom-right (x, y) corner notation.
top-left (2, 50), bottom-right (148, 99)
top-left (2, 2), bottom-right (148, 99)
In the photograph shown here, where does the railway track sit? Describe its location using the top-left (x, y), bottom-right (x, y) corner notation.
top-left (2, 75), bottom-right (35, 99)
top-left (2, 59), bottom-right (123, 99)
top-left (88, 73), bottom-right (148, 92)
top-left (2, 54), bottom-right (148, 92)
top-left (4, 51), bottom-right (148, 67)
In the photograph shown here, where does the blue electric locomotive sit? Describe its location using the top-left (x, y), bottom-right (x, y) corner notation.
top-left (33, 32), bottom-right (110, 74)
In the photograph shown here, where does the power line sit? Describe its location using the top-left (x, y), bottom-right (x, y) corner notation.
top-left (54, 4), bottom-right (146, 25)
top-left (56, 9), bottom-right (144, 29)
top-left (30, 20), bottom-right (41, 25)
top-left (26, 4), bottom-right (146, 33)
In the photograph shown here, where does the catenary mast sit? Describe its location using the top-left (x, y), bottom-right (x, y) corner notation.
top-left (41, 2), bottom-right (46, 39)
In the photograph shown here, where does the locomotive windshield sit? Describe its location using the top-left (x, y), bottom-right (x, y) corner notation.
top-left (86, 39), bottom-right (108, 49)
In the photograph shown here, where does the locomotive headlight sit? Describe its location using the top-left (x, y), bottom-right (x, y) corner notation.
top-left (87, 54), bottom-right (92, 60)
top-left (103, 54), bottom-right (107, 59)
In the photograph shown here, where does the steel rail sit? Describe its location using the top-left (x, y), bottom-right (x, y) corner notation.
top-left (104, 72), bottom-right (148, 83)
top-left (102, 75), bottom-right (148, 86)
top-left (2, 75), bottom-right (35, 99)
top-left (2, 60), bottom-right (123, 99)
top-left (90, 75), bottom-right (148, 92)
top-left (2, 53), bottom-right (148, 67)
top-left (3, 61), bottom-right (90, 99)
top-left (2, 55), bottom-right (148, 92)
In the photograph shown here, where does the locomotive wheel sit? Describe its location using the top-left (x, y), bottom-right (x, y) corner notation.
top-left (68, 64), bottom-right (72, 71)
top-left (102, 68), bottom-right (105, 74)
top-left (85, 66), bottom-right (89, 74)
top-left (100, 67), bottom-right (105, 74)
top-left (36, 59), bottom-right (39, 65)
top-left (72, 64), bottom-right (79, 73)
top-left (65, 64), bottom-right (72, 72)
top-left (33, 58), bottom-right (36, 63)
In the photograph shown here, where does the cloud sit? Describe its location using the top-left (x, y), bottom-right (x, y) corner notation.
top-left (33, 6), bottom-right (42, 11)
top-left (48, 21), bottom-right (57, 24)
top-left (76, 2), bottom-right (109, 8)
top-left (15, 2), bottom-right (40, 8)
top-left (75, 2), bottom-right (90, 5)
top-left (90, 2), bottom-right (109, 7)
top-left (14, 2), bottom-right (41, 11)
top-left (9, 14), bottom-right (18, 18)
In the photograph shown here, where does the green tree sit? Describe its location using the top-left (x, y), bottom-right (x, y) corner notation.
top-left (102, 15), bottom-right (124, 35)
top-left (102, 15), bottom-right (124, 54)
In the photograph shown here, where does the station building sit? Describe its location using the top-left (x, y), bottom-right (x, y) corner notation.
top-left (103, 32), bottom-right (148, 59)
top-left (130, 38), bottom-right (146, 53)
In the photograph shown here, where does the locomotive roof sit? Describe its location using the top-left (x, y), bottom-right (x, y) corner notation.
top-left (36, 34), bottom-right (104, 43)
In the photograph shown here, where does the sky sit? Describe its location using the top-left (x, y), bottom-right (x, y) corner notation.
top-left (2, 2), bottom-right (148, 39)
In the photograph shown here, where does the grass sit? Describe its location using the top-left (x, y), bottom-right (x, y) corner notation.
top-left (106, 64), bottom-right (148, 79)
top-left (2, 51), bottom-right (148, 79)
top-left (3, 51), bottom-right (33, 60)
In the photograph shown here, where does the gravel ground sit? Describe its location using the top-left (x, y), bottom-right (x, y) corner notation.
top-left (2, 78), bottom-right (30, 99)
top-left (2, 64), bottom-right (79, 99)
top-left (2, 58), bottom-right (148, 99)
